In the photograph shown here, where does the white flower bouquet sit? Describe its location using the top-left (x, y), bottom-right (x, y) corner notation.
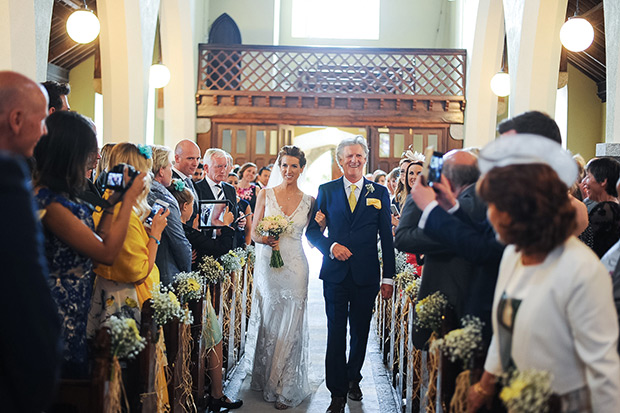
top-left (220, 249), bottom-right (244, 274)
top-left (500, 369), bottom-right (553, 413)
top-left (430, 315), bottom-right (483, 368)
top-left (256, 214), bottom-right (291, 268)
top-left (395, 249), bottom-right (410, 274)
top-left (403, 278), bottom-right (420, 301)
top-left (174, 271), bottom-right (205, 303)
top-left (415, 291), bottom-right (448, 332)
top-left (106, 315), bottom-right (146, 360)
top-left (151, 283), bottom-right (193, 326)
top-left (198, 255), bottom-right (226, 284)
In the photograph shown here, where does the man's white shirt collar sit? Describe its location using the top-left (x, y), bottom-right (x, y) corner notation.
top-left (343, 176), bottom-right (364, 189)
top-left (172, 166), bottom-right (188, 181)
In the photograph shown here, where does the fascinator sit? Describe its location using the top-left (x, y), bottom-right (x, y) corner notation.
top-left (138, 144), bottom-right (152, 159)
top-left (173, 179), bottom-right (186, 192)
top-left (401, 145), bottom-right (426, 163)
top-left (478, 133), bottom-right (578, 187)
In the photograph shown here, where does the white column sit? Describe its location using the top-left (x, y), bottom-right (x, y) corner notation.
top-left (503, 0), bottom-right (568, 117)
top-left (462, 0), bottom-right (504, 148)
top-left (160, 0), bottom-right (197, 148)
top-left (0, 0), bottom-right (53, 81)
top-left (603, 0), bottom-right (620, 145)
top-left (98, 0), bottom-right (161, 144)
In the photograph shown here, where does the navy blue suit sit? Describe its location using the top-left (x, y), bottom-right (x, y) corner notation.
top-left (307, 177), bottom-right (395, 397)
top-left (0, 152), bottom-right (62, 412)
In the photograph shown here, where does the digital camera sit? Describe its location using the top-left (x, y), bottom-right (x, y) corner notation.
top-left (102, 163), bottom-right (139, 192)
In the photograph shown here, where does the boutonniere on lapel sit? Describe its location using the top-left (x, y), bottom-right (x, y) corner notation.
top-left (365, 183), bottom-right (375, 196)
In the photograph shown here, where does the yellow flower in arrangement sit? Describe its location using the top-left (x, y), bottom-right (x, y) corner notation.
top-left (415, 291), bottom-right (448, 332)
top-left (500, 378), bottom-right (527, 401)
top-left (168, 291), bottom-right (180, 307)
top-left (126, 318), bottom-right (141, 340)
top-left (125, 297), bottom-right (138, 308)
top-left (187, 278), bottom-right (200, 292)
top-left (500, 369), bottom-right (553, 413)
top-left (106, 297), bottom-right (115, 307)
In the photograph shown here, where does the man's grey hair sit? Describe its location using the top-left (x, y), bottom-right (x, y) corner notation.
top-left (336, 135), bottom-right (369, 164)
top-left (443, 159), bottom-right (480, 190)
top-left (203, 148), bottom-right (227, 166)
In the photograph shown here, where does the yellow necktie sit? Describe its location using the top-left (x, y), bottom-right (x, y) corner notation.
top-left (348, 184), bottom-right (357, 212)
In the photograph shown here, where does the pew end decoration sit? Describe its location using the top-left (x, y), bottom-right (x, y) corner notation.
top-left (199, 255), bottom-right (226, 284)
top-left (414, 291), bottom-right (448, 333)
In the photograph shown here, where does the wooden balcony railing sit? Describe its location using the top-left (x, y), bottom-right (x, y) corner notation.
top-left (196, 44), bottom-right (467, 125)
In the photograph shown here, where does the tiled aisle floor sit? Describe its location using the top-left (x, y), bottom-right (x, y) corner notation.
top-left (224, 239), bottom-right (399, 413)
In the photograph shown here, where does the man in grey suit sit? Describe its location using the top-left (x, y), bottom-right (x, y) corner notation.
top-left (395, 150), bottom-right (489, 346)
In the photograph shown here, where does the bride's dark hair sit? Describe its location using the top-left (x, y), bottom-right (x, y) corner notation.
top-left (277, 145), bottom-right (307, 168)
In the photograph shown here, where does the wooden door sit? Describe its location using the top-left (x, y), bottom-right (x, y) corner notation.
top-left (214, 123), bottom-right (279, 168)
top-left (370, 127), bottom-right (461, 174)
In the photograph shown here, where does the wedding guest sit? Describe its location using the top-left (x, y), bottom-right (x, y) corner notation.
top-left (33, 111), bottom-right (145, 378)
top-left (237, 162), bottom-right (259, 212)
top-left (87, 143), bottom-right (169, 336)
top-left (0, 70), bottom-right (61, 412)
top-left (228, 172), bottom-right (253, 246)
top-left (468, 138), bottom-right (620, 412)
top-left (372, 169), bottom-right (387, 186)
top-left (579, 157), bottom-right (620, 257)
top-left (167, 180), bottom-right (242, 412)
top-left (41, 80), bottom-right (70, 114)
top-left (256, 166), bottom-right (271, 189)
top-left (148, 145), bottom-right (192, 284)
top-left (386, 167), bottom-right (399, 198)
top-left (193, 162), bottom-right (205, 183)
top-left (94, 143), bottom-right (116, 194)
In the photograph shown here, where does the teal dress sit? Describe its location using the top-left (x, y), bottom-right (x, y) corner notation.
top-left (36, 188), bottom-right (95, 379)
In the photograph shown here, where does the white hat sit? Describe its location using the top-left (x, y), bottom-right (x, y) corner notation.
top-left (478, 133), bottom-right (578, 187)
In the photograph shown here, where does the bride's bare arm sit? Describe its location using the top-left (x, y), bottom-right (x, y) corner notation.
top-left (251, 188), bottom-right (277, 247)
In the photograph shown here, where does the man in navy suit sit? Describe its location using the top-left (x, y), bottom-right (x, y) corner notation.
top-left (0, 71), bottom-right (62, 412)
top-left (307, 136), bottom-right (395, 413)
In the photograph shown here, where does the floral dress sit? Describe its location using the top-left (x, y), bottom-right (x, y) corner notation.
top-left (35, 188), bottom-right (95, 379)
top-left (237, 184), bottom-right (258, 212)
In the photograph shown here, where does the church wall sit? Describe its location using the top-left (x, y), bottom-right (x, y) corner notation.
top-left (68, 55), bottom-right (96, 121)
top-left (567, 63), bottom-right (605, 162)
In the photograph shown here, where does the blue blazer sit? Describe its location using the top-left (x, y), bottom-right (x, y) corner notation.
top-left (307, 177), bottom-right (395, 285)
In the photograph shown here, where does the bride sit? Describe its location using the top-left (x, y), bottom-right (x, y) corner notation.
top-left (248, 145), bottom-right (317, 409)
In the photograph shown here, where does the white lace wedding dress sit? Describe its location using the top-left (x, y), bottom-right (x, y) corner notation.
top-left (246, 188), bottom-right (312, 407)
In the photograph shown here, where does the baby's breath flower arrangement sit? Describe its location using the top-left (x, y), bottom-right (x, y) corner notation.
top-left (394, 264), bottom-right (417, 288)
top-left (246, 245), bottom-right (256, 267)
top-left (415, 291), bottom-right (448, 332)
top-left (256, 215), bottom-right (291, 268)
top-left (404, 278), bottom-right (420, 301)
top-left (151, 283), bottom-right (193, 326)
top-left (500, 369), bottom-right (553, 413)
top-left (395, 249), bottom-right (410, 274)
top-left (233, 247), bottom-right (247, 266)
top-left (220, 250), bottom-right (244, 274)
top-left (174, 271), bottom-right (205, 303)
top-left (430, 315), bottom-right (483, 368)
top-left (198, 255), bottom-right (226, 284)
top-left (106, 315), bottom-right (146, 359)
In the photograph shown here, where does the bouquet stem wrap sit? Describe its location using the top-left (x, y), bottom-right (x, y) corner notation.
top-left (270, 236), bottom-right (284, 268)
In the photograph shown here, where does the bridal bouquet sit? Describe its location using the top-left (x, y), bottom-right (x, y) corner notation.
top-left (430, 315), bottom-right (483, 369)
top-left (106, 315), bottom-right (146, 360)
top-left (256, 214), bottom-right (291, 268)
top-left (415, 291), bottom-right (448, 332)
top-left (500, 369), bottom-right (553, 413)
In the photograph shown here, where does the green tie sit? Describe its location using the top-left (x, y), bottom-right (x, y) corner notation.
top-left (349, 184), bottom-right (357, 212)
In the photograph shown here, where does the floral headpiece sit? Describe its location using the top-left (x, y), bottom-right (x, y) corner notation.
top-left (402, 146), bottom-right (425, 163)
top-left (173, 179), bottom-right (186, 192)
top-left (138, 144), bottom-right (152, 159)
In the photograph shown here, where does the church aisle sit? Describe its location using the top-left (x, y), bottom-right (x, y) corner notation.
top-left (225, 239), bottom-right (399, 413)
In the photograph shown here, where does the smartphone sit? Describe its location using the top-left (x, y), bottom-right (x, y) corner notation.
top-left (145, 199), bottom-right (169, 227)
top-left (233, 212), bottom-right (254, 226)
top-left (390, 204), bottom-right (400, 216)
top-left (427, 151), bottom-right (444, 187)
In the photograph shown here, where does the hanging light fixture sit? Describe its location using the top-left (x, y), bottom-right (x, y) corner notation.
top-left (491, 36), bottom-right (510, 97)
top-left (560, 0), bottom-right (594, 52)
top-left (149, 64), bottom-right (171, 88)
top-left (66, 1), bottom-right (100, 44)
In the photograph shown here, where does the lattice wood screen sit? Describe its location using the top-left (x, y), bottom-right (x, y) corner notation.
top-left (198, 45), bottom-right (466, 97)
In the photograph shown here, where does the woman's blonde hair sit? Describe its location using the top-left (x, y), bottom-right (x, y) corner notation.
top-left (107, 142), bottom-right (153, 221)
top-left (95, 143), bottom-right (116, 179)
top-left (151, 145), bottom-right (173, 177)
